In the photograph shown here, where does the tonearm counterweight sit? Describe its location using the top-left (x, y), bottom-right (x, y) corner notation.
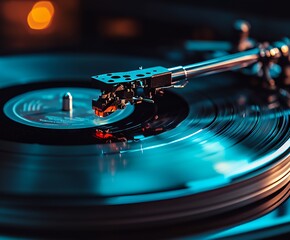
top-left (92, 41), bottom-right (289, 117)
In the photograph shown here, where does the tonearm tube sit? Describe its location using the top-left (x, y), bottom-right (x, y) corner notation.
top-left (91, 40), bottom-right (289, 117)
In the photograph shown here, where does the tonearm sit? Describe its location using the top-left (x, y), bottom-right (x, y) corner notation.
top-left (91, 40), bottom-right (290, 117)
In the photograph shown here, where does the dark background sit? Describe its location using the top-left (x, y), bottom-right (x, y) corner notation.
top-left (1, 0), bottom-right (290, 59)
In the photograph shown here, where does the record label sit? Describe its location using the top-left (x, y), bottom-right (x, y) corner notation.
top-left (3, 87), bottom-right (134, 129)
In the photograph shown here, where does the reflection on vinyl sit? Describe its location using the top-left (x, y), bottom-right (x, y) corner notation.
top-left (0, 54), bottom-right (289, 238)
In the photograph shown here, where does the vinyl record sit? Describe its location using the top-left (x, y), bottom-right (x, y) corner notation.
top-left (0, 53), bottom-right (289, 238)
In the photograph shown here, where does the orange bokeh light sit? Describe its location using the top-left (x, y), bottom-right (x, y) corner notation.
top-left (27, 1), bottom-right (54, 30)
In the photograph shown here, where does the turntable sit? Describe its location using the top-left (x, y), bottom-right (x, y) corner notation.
top-left (0, 1), bottom-right (289, 239)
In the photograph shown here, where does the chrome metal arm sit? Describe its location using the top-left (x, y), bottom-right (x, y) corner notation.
top-left (169, 48), bottom-right (261, 83)
top-left (91, 43), bottom-right (286, 117)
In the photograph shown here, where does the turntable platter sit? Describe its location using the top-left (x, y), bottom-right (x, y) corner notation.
top-left (0, 54), bottom-right (289, 237)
